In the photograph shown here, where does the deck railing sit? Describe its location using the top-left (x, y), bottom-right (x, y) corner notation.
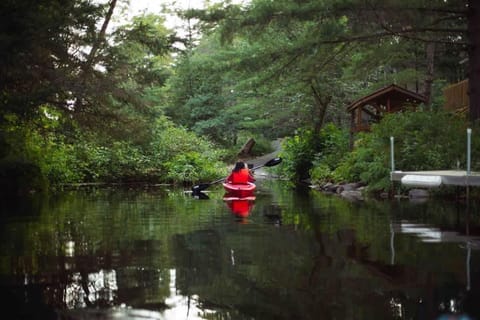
top-left (443, 79), bottom-right (469, 112)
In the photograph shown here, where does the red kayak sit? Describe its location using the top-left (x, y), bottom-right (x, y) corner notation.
top-left (222, 182), bottom-right (256, 197)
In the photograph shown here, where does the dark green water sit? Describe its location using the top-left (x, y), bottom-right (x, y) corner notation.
top-left (0, 180), bottom-right (479, 320)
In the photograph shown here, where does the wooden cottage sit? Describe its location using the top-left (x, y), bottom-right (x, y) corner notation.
top-left (347, 84), bottom-right (427, 133)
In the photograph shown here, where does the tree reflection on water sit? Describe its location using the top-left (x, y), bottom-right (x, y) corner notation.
top-left (0, 185), bottom-right (479, 319)
top-left (64, 269), bottom-right (117, 309)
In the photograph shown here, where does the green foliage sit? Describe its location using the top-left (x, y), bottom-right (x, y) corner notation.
top-left (109, 14), bottom-right (174, 89)
top-left (43, 141), bottom-right (84, 184)
top-left (0, 0), bottom-right (104, 120)
top-left (164, 151), bottom-right (226, 184)
top-left (333, 133), bottom-right (392, 192)
top-left (277, 129), bottom-right (321, 181)
top-left (1, 0), bottom-right (475, 195)
top-left (74, 141), bottom-right (111, 182)
top-left (74, 137), bottom-right (155, 183)
top-left (275, 123), bottom-right (349, 184)
top-left (310, 123), bottom-right (350, 184)
top-left (376, 110), bottom-right (468, 171)
top-left (83, 13), bottom-right (176, 144)
top-left (309, 162), bottom-right (334, 184)
top-left (316, 123), bottom-right (350, 168)
top-left (0, 107), bottom-right (229, 189)
top-left (149, 120), bottom-right (228, 183)
top-left (108, 142), bottom-right (149, 181)
top-left (69, 118), bottom-right (229, 184)
top-left (176, 0), bottom-right (472, 146)
top-left (332, 110), bottom-right (473, 194)
top-left (0, 108), bottom-right (81, 192)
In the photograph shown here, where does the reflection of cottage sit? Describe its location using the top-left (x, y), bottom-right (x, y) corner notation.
top-left (347, 84), bottom-right (427, 133)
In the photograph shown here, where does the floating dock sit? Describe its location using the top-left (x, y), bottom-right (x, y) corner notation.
top-left (389, 129), bottom-right (479, 188)
top-left (391, 170), bottom-right (480, 187)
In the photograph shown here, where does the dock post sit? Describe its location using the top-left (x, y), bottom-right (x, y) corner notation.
top-left (467, 128), bottom-right (472, 176)
top-left (390, 136), bottom-right (395, 197)
top-left (390, 136), bottom-right (395, 172)
top-left (467, 128), bottom-right (472, 200)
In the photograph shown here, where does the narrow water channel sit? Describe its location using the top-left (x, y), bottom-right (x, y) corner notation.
top-left (0, 180), bottom-right (479, 319)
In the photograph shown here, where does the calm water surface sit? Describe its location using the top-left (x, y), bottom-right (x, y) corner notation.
top-left (1, 180), bottom-right (479, 320)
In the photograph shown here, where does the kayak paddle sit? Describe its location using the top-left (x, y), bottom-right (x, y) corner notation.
top-left (191, 157), bottom-right (282, 193)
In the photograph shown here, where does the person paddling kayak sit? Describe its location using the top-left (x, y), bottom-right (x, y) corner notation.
top-left (191, 157), bottom-right (281, 195)
top-left (225, 161), bottom-right (255, 184)
top-left (224, 161), bottom-right (256, 197)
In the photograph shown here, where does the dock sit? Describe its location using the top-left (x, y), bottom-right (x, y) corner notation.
top-left (391, 170), bottom-right (480, 187)
top-left (389, 129), bottom-right (480, 188)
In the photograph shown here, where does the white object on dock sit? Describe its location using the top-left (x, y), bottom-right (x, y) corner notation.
top-left (401, 174), bottom-right (442, 187)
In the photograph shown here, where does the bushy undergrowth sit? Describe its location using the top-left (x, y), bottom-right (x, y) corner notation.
top-left (310, 124), bottom-right (350, 183)
top-left (282, 110), bottom-right (479, 196)
top-left (276, 128), bottom-right (321, 182)
top-left (3, 105), bottom-right (478, 197)
top-left (335, 111), bottom-right (477, 194)
top-left (0, 112), bottom-right (228, 192)
top-left (276, 125), bottom-right (349, 183)
top-left (150, 121), bottom-right (228, 183)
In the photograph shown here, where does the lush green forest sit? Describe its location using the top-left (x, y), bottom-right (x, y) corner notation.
top-left (1, 0), bottom-right (479, 196)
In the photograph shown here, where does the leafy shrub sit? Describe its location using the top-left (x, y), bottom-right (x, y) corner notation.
top-left (277, 129), bottom-right (320, 181)
top-left (0, 109), bottom-right (82, 188)
top-left (74, 140), bottom-right (111, 182)
top-left (310, 123), bottom-right (350, 184)
top-left (150, 120), bottom-right (228, 183)
top-left (310, 162), bottom-right (334, 183)
top-left (164, 151), bottom-right (227, 183)
top-left (333, 110), bottom-right (473, 194)
top-left (69, 118), bottom-right (228, 184)
top-left (43, 141), bottom-right (84, 184)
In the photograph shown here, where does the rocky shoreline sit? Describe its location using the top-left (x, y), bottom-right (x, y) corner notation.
top-left (311, 181), bottom-right (433, 202)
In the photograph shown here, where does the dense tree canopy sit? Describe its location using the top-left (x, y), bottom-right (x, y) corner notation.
top-left (0, 0), bottom-right (100, 118)
top-left (0, 0), bottom-right (228, 192)
top-left (177, 0), bottom-right (476, 124)
top-left (0, 0), bottom-right (478, 193)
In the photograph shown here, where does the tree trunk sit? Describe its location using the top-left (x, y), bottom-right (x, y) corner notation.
top-left (468, 0), bottom-right (480, 123)
top-left (311, 84), bottom-right (331, 135)
top-left (423, 42), bottom-right (435, 107)
top-left (84, 0), bottom-right (117, 70)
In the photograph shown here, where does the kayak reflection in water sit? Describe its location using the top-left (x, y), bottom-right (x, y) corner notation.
top-left (223, 196), bottom-right (255, 222)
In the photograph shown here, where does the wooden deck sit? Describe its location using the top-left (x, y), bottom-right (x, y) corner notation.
top-left (391, 170), bottom-right (480, 187)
